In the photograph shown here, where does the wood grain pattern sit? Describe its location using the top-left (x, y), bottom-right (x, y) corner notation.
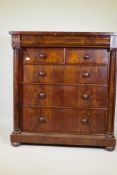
top-left (23, 65), bottom-right (108, 84)
top-left (10, 31), bottom-right (117, 150)
top-left (21, 84), bottom-right (108, 108)
top-left (10, 32), bottom-right (111, 48)
top-left (20, 108), bottom-right (107, 134)
top-left (13, 48), bottom-right (22, 133)
top-left (23, 48), bottom-right (64, 64)
top-left (11, 132), bottom-right (116, 148)
top-left (107, 49), bottom-right (116, 135)
top-left (66, 48), bottom-right (109, 64)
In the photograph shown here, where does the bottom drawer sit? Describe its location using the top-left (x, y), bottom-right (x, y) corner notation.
top-left (20, 108), bottom-right (107, 134)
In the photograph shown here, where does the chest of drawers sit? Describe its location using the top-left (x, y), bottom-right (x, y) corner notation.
top-left (10, 32), bottom-right (117, 150)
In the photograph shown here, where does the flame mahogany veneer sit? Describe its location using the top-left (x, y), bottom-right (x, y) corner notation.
top-left (10, 31), bottom-right (117, 150)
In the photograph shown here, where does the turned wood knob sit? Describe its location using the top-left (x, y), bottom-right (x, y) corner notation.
top-left (81, 118), bottom-right (88, 125)
top-left (83, 73), bottom-right (89, 78)
top-left (38, 71), bottom-right (46, 77)
top-left (83, 54), bottom-right (90, 59)
top-left (82, 94), bottom-right (89, 100)
top-left (39, 93), bottom-right (46, 98)
top-left (39, 117), bottom-right (45, 123)
top-left (39, 53), bottom-right (47, 59)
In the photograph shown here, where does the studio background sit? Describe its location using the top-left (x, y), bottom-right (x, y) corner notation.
top-left (0, 0), bottom-right (117, 175)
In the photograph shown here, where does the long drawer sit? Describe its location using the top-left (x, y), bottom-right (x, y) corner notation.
top-left (23, 65), bottom-right (108, 84)
top-left (20, 85), bottom-right (108, 108)
top-left (20, 108), bottom-right (107, 134)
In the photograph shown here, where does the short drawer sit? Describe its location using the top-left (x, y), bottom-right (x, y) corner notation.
top-left (23, 65), bottom-right (108, 84)
top-left (23, 48), bottom-right (64, 64)
top-left (65, 48), bottom-right (109, 64)
top-left (20, 108), bottom-right (107, 134)
top-left (21, 85), bottom-right (108, 108)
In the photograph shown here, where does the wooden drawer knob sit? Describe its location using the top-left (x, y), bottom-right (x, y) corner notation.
top-left (38, 71), bottom-right (47, 77)
top-left (82, 94), bottom-right (90, 100)
top-left (83, 54), bottom-right (90, 59)
top-left (81, 118), bottom-right (88, 125)
top-left (83, 73), bottom-right (89, 78)
top-left (39, 117), bottom-right (45, 123)
top-left (39, 53), bottom-right (47, 59)
top-left (39, 93), bottom-right (46, 98)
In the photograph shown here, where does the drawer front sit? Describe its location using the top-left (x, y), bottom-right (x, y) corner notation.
top-left (23, 65), bottom-right (108, 84)
top-left (20, 108), bottom-right (107, 134)
top-left (66, 49), bottom-right (109, 64)
top-left (23, 48), bottom-right (64, 64)
top-left (21, 85), bottom-right (107, 107)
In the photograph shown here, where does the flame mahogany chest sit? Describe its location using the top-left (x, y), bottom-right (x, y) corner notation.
top-left (10, 31), bottom-right (117, 150)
